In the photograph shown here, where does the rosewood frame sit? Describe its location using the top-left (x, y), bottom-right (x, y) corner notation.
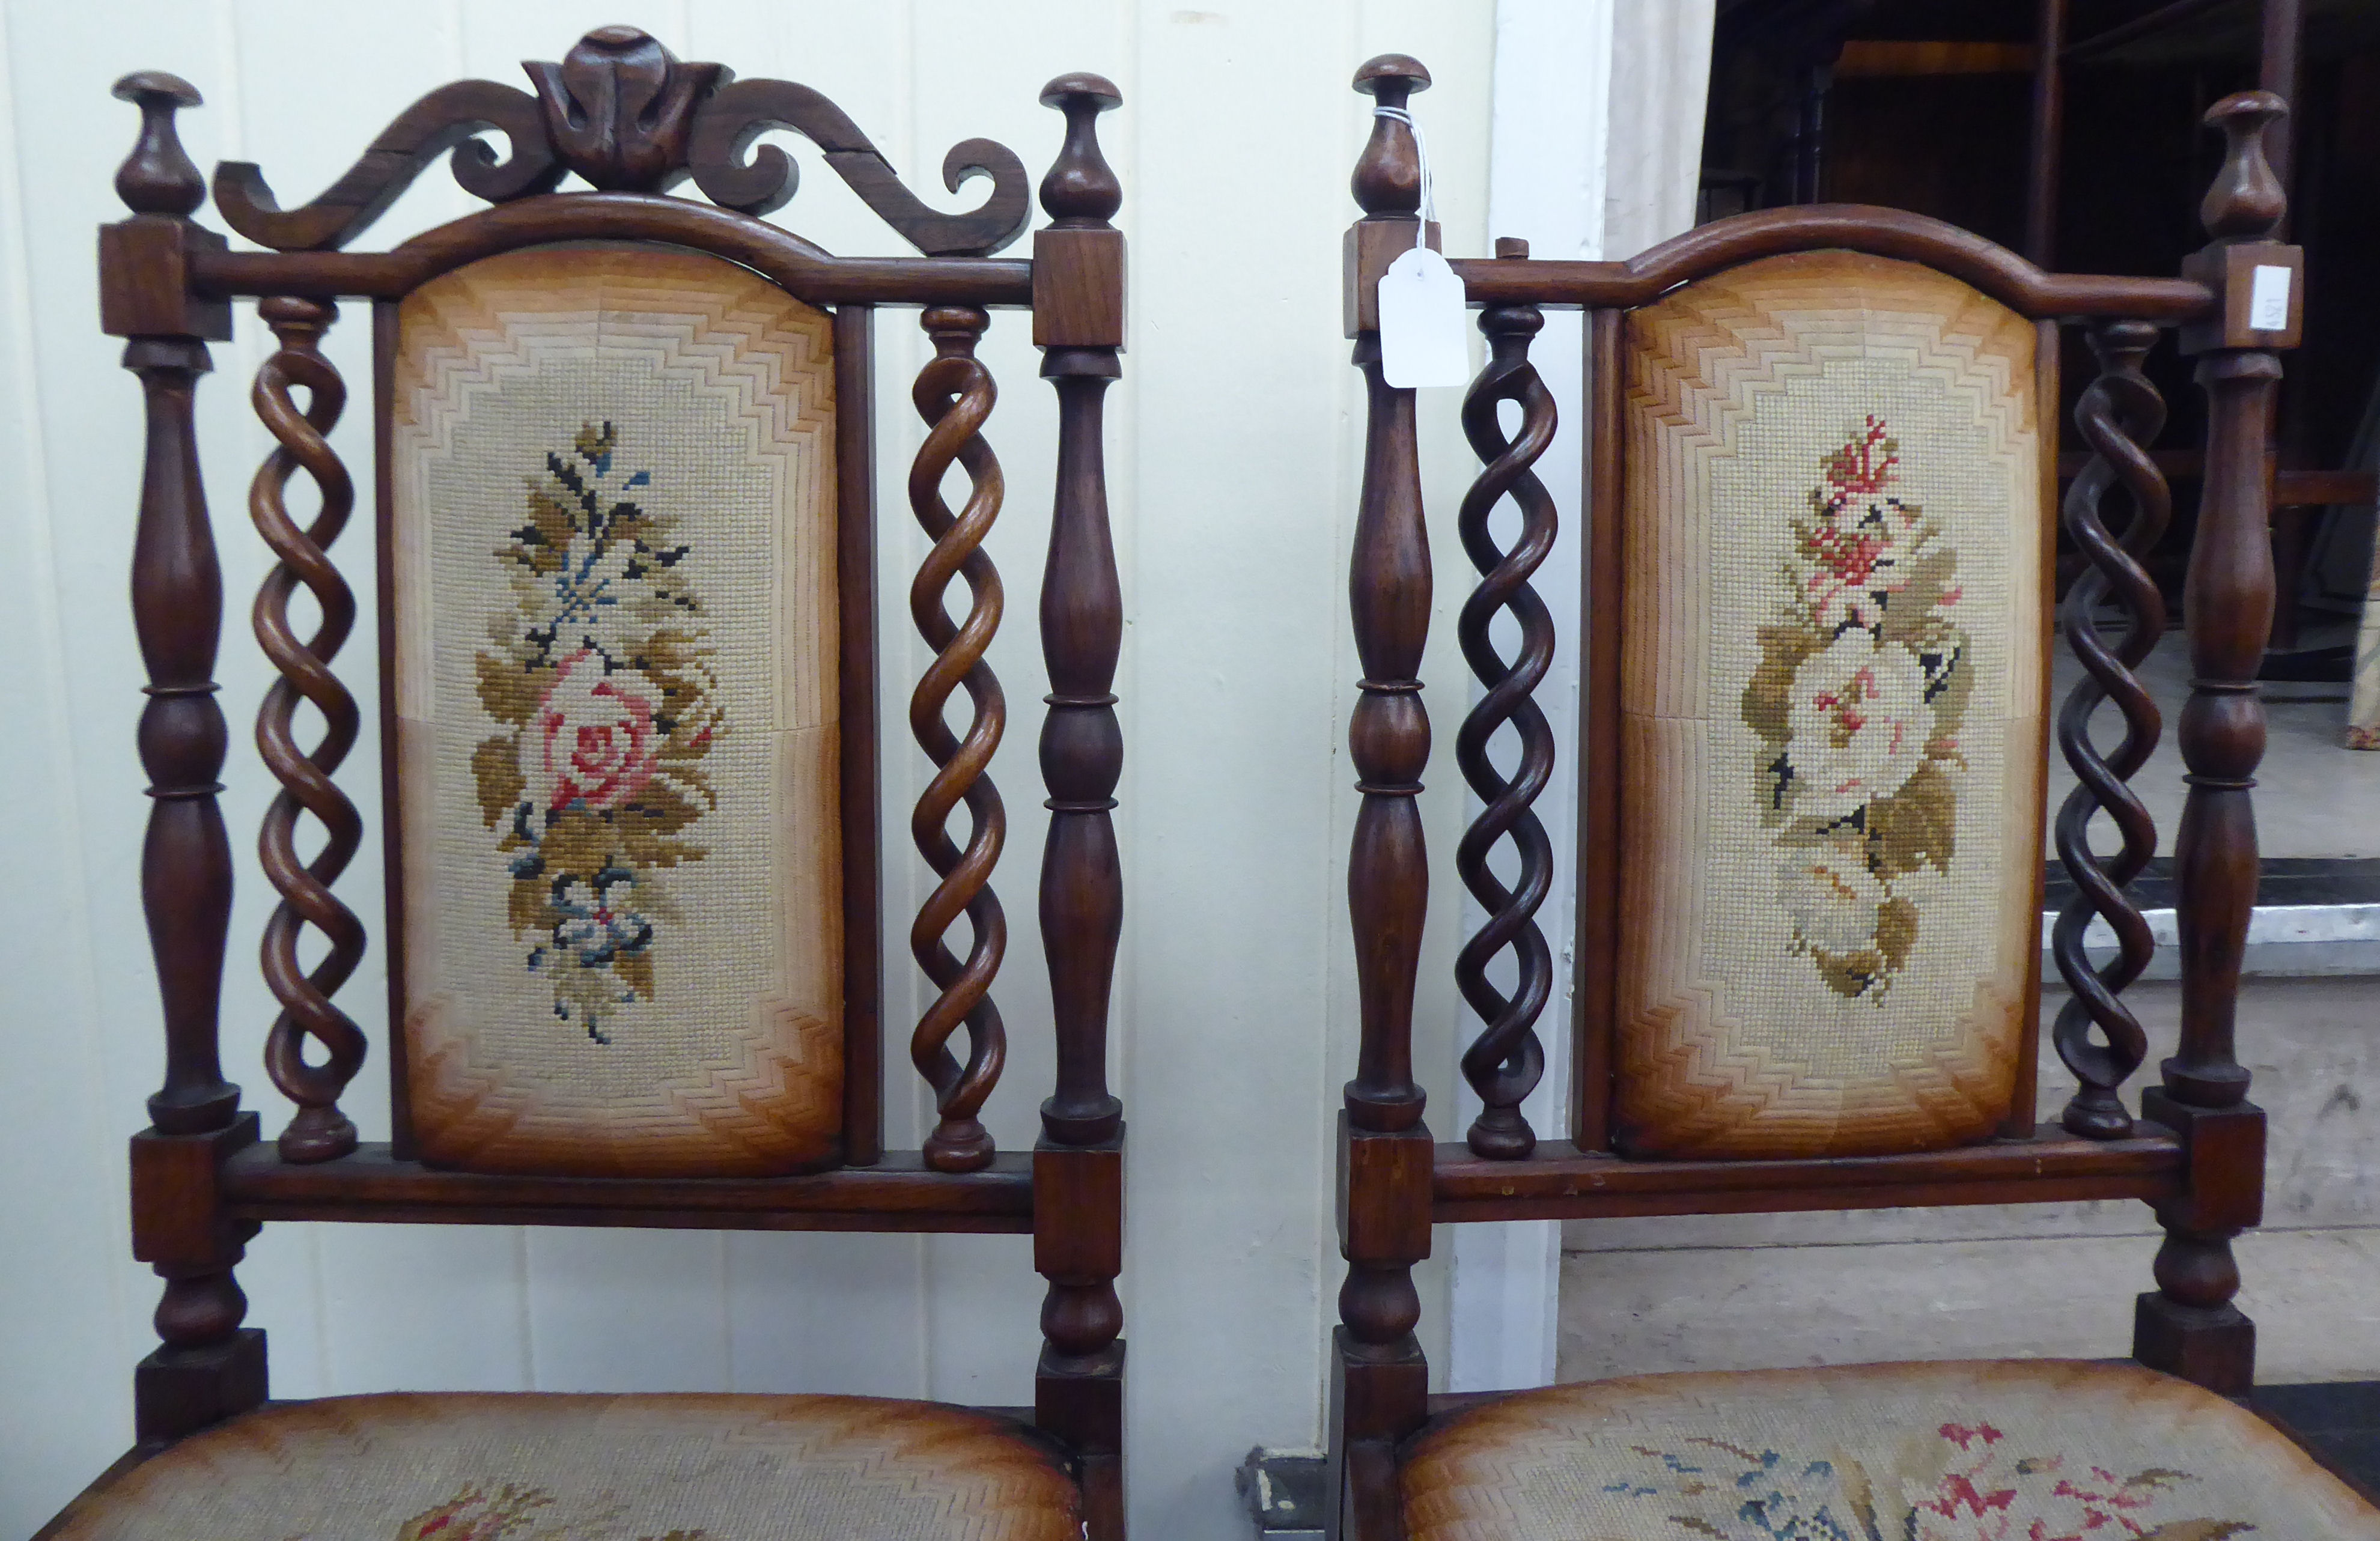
top-left (91, 28), bottom-right (1128, 1540)
top-left (1333, 55), bottom-right (2300, 1541)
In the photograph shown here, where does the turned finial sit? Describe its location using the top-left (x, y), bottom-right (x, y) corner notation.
top-left (111, 71), bottom-right (205, 217)
top-left (2200, 91), bottom-right (2287, 242)
top-left (1038, 72), bottom-right (1123, 228)
top-left (1351, 53), bottom-right (1430, 217)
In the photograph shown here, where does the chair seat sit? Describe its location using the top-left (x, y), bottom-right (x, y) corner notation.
top-left (49, 1391), bottom-right (1080, 1541)
top-left (1403, 1359), bottom-right (2380, 1540)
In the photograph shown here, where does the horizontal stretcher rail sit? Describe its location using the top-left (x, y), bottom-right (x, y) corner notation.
top-left (1433, 1123), bottom-right (2188, 1223)
top-left (221, 1142), bottom-right (1036, 1233)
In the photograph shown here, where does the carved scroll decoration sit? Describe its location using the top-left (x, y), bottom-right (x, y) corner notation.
top-left (212, 81), bottom-right (562, 252)
top-left (910, 305), bottom-right (1009, 1175)
top-left (2050, 319), bottom-right (2168, 1140)
top-left (250, 296), bottom-right (367, 1163)
top-left (1453, 273), bottom-right (1558, 1160)
top-left (687, 81), bottom-right (1030, 255)
top-left (213, 25), bottom-right (1029, 257)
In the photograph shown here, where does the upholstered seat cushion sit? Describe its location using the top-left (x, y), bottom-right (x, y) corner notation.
top-left (1403, 1360), bottom-right (2380, 1540)
top-left (50, 1392), bottom-right (1079, 1541)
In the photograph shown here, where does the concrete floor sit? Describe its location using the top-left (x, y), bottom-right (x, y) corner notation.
top-left (1559, 976), bottom-right (2380, 1385)
top-left (2047, 619), bottom-right (2380, 859)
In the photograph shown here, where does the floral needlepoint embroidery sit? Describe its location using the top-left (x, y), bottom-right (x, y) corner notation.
top-left (472, 422), bottom-right (722, 1043)
top-left (1743, 416), bottom-right (1969, 1000)
top-left (395, 1484), bottom-right (706, 1541)
top-left (1605, 1424), bottom-right (2252, 1540)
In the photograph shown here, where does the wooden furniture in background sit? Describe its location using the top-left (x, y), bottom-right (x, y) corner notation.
top-left (57, 26), bottom-right (1128, 1539)
top-left (1714, 0), bottom-right (2380, 663)
top-left (1333, 52), bottom-right (2370, 1541)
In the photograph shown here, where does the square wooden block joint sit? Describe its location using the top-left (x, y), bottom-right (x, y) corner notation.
top-left (1033, 228), bottom-right (1126, 348)
top-left (2182, 243), bottom-right (2303, 353)
top-left (1337, 1119), bottom-right (1434, 1263)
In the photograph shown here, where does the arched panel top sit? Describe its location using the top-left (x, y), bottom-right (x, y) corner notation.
top-left (389, 243), bottom-right (845, 1178)
top-left (189, 193), bottom-right (1035, 308)
top-left (1452, 204), bottom-right (2215, 323)
top-left (1606, 249), bottom-right (2048, 1160)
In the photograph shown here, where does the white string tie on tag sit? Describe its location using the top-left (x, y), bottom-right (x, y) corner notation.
top-left (1370, 104), bottom-right (1437, 235)
top-left (1370, 102), bottom-right (1468, 388)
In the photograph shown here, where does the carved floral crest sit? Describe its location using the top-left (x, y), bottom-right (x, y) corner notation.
top-left (193, 25), bottom-right (1035, 256)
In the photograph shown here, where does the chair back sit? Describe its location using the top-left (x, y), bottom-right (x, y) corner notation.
top-left (100, 33), bottom-right (1127, 1498)
top-left (1333, 59), bottom-right (2301, 1529)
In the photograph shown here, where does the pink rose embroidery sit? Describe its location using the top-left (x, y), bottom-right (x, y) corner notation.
top-left (475, 424), bottom-right (718, 1043)
top-left (521, 648), bottom-right (661, 812)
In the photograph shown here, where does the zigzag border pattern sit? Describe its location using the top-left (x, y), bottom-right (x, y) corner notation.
top-left (1612, 251), bottom-right (2045, 1160)
top-left (51, 1391), bottom-right (1082, 1539)
top-left (391, 245), bottom-right (844, 1178)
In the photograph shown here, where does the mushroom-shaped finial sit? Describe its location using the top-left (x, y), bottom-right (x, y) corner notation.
top-left (1351, 53), bottom-right (1430, 217)
top-left (111, 71), bottom-right (205, 217)
top-left (2200, 91), bottom-right (2287, 242)
top-left (1038, 72), bottom-right (1123, 228)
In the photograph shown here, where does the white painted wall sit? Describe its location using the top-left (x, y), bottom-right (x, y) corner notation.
top-left (1, 0), bottom-right (1736, 1530)
top-left (0, 4), bottom-right (1561, 1538)
top-left (1444, 0), bottom-right (1712, 1395)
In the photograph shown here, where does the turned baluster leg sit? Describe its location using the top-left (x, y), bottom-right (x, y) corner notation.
top-left (104, 71), bottom-right (268, 1442)
top-left (2134, 91), bottom-right (2299, 1395)
top-left (1029, 72), bottom-right (1130, 1541)
top-left (1335, 53), bottom-right (1437, 1541)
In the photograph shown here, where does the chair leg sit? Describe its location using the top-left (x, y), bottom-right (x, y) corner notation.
top-left (135, 1324), bottom-right (267, 1446)
top-left (2134, 1235), bottom-right (2256, 1394)
top-left (1038, 1342), bottom-right (1125, 1540)
top-left (1330, 1327), bottom-right (1424, 1541)
top-left (2134, 1091), bottom-right (2263, 1395)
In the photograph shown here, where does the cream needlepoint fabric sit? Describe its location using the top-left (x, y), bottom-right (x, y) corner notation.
top-left (48, 1393), bottom-right (1082, 1541)
top-left (1402, 1360), bottom-right (2380, 1540)
top-left (392, 244), bottom-right (842, 1176)
top-left (1612, 249), bottom-right (2047, 1160)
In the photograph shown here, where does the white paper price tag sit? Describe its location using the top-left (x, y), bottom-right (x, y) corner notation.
top-left (2249, 264), bottom-right (2293, 332)
top-left (1378, 244), bottom-right (1469, 388)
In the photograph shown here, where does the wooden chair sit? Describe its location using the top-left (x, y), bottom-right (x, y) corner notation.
top-left (1333, 53), bottom-right (2380, 1541)
top-left (53, 25), bottom-right (1127, 1540)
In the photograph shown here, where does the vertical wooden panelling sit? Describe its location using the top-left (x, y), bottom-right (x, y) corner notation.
top-left (723, 1232), bottom-right (926, 1398)
top-left (314, 1224), bottom-right (533, 1393)
top-left (689, 0), bottom-right (937, 1407)
top-left (1447, 0), bottom-right (1610, 1395)
top-left (525, 1230), bottom-right (730, 1393)
top-left (233, 0), bottom-right (525, 1411)
top-left (10, 7), bottom-right (1508, 1539)
top-left (0, 1), bottom-right (139, 1528)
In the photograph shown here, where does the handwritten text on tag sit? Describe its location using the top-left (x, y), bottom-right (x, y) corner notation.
top-left (2249, 264), bottom-right (2293, 332)
top-left (1378, 245), bottom-right (1470, 389)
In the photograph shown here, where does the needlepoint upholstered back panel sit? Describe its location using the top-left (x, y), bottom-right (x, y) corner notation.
top-left (1613, 250), bottom-right (2047, 1160)
top-left (391, 243), bottom-right (842, 1176)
